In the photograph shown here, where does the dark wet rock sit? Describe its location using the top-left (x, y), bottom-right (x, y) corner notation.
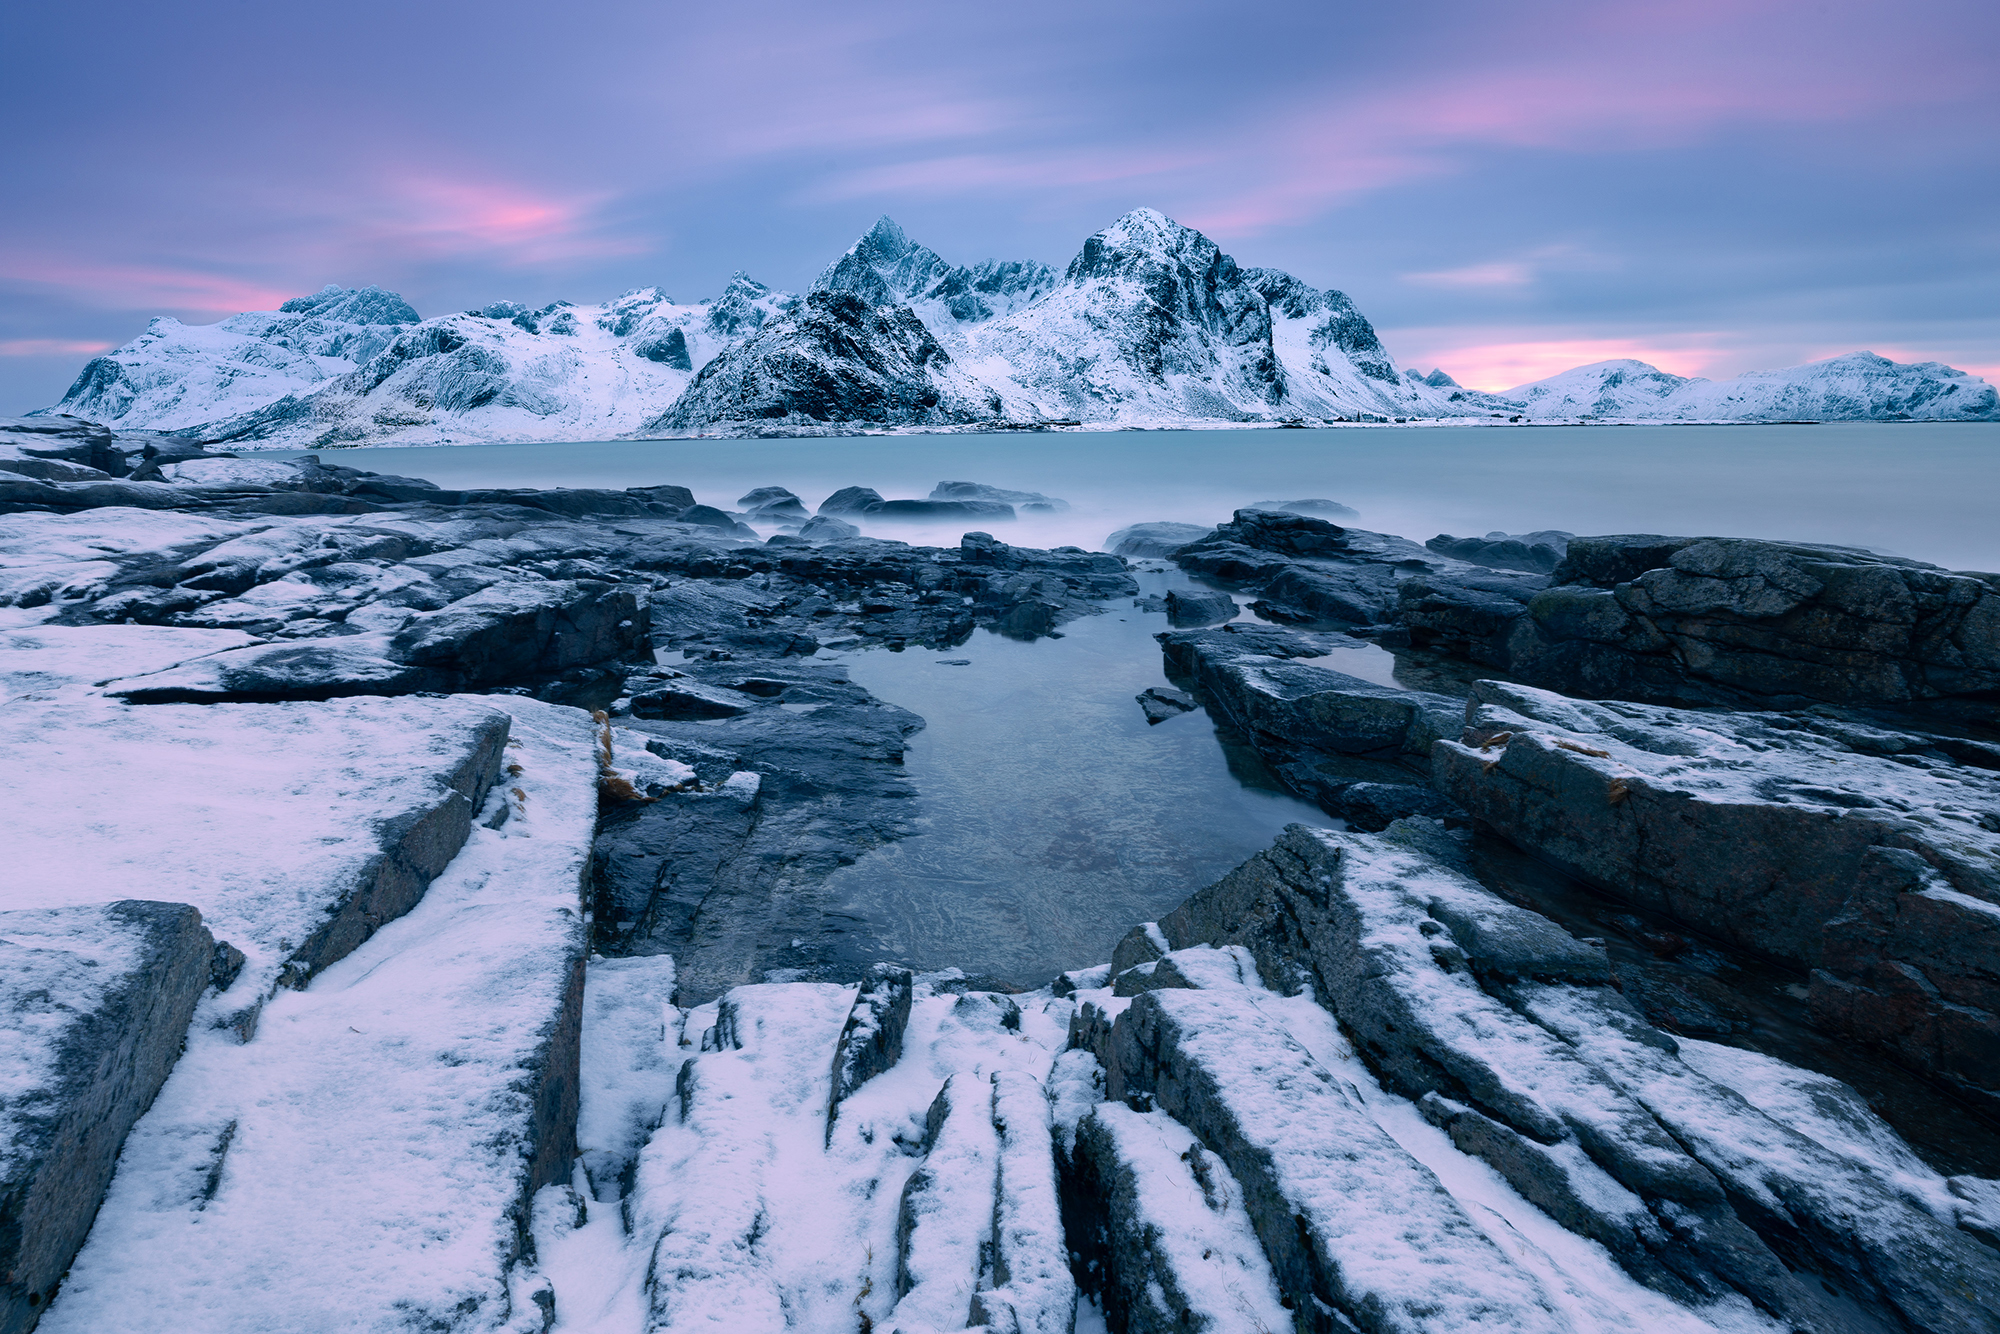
top-left (1163, 588), bottom-right (1235, 626)
top-left (593, 661), bottom-right (926, 1004)
top-left (737, 487), bottom-right (808, 521)
top-left (677, 504), bottom-right (756, 536)
top-left (797, 514), bottom-right (860, 543)
top-left (1420, 534), bottom-right (2000, 718)
top-left (861, 497), bottom-right (1016, 521)
top-left (627, 676), bottom-right (756, 720)
top-left (626, 483), bottom-right (697, 510)
top-left (929, 480), bottom-right (1069, 512)
top-left (1432, 680), bottom-right (2000, 1112)
top-left (1251, 562), bottom-right (1400, 625)
top-left (826, 963), bottom-right (914, 1136)
top-left (1394, 566), bottom-right (1551, 664)
top-left (817, 486), bottom-right (885, 515)
top-left (1159, 625), bottom-right (1464, 829)
top-left (1135, 685), bottom-right (1197, 723)
top-left (1426, 530), bottom-right (1573, 574)
top-left (0, 902), bottom-right (215, 1332)
top-left (1103, 521), bottom-right (1214, 558)
top-left (1247, 498), bottom-right (1359, 520)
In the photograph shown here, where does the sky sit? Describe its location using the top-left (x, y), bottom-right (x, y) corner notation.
top-left (2, 0), bottom-right (1996, 411)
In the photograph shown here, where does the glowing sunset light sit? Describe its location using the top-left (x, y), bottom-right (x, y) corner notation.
top-left (1385, 337), bottom-right (1728, 392)
top-left (0, 258), bottom-right (292, 315)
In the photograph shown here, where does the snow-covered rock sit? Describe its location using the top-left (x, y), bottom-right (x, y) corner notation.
top-left (0, 901), bottom-right (216, 1333)
top-left (1505, 352), bottom-right (1999, 421)
top-left (37, 695), bottom-right (596, 1334)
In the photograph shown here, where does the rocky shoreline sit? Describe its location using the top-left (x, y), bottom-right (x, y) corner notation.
top-left (2, 413), bottom-right (1997, 1333)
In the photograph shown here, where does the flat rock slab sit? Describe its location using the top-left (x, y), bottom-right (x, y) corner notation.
top-left (0, 625), bottom-right (258, 704)
top-left (0, 901), bottom-right (215, 1333)
top-left (1106, 986), bottom-right (1569, 1333)
top-left (38, 697), bottom-right (594, 1334)
top-left (1432, 679), bottom-right (2000, 1108)
top-left (2, 693), bottom-right (510, 1004)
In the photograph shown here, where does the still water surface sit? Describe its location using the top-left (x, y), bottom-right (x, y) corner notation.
top-left (280, 421), bottom-right (2000, 571)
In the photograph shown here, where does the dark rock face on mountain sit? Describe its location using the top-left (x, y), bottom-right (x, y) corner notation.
top-left (0, 901), bottom-right (215, 1334)
top-left (815, 216), bottom-right (1058, 326)
top-left (648, 290), bottom-right (1002, 432)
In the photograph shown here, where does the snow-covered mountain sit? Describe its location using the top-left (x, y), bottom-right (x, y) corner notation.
top-left (672, 208), bottom-right (1471, 430)
top-left (1505, 351), bottom-right (1998, 421)
top-left (36, 211), bottom-right (1998, 444)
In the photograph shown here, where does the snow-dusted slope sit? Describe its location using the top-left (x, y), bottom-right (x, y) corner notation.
top-left (1504, 359), bottom-right (1693, 418)
top-left (1506, 351), bottom-right (1998, 421)
top-left (54, 285), bottom-right (419, 432)
top-left (47, 278), bottom-right (799, 448)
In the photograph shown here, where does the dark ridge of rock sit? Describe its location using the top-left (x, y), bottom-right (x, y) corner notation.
top-left (1426, 530), bottom-right (1573, 574)
top-left (592, 661), bottom-right (927, 1004)
top-left (1424, 534), bottom-right (2000, 720)
top-left (861, 497), bottom-right (1016, 521)
top-left (0, 902), bottom-right (215, 1334)
top-left (929, 480), bottom-right (1070, 512)
top-left (796, 514), bottom-right (858, 543)
top-left (647, 289), bottom-right (1002, 432)
top-left (1433, 679), bottom-right (2000, 1112)
top-left (816, 486), bottom-right (885, 515)
top-left (1152, 823), bottom-right (2000, 1332)
top-left (1158, 625), bottom-right (1464, 830)
top-left (826, 964), bottom-right (914, 1137)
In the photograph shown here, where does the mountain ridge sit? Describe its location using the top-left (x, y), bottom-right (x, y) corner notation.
top-left (35, 210), bottom-right (1998, 444)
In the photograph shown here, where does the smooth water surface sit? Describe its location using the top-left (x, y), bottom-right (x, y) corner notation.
top-left (815, 568), bottom-right (1344, 984)
top-left (278, 421), bottom-right (2000, 572)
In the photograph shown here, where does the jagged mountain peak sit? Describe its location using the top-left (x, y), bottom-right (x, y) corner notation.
top-left (816, 216), bottom-right (952, 306)
top-left (1065, 208), bottom-right (1222, 285)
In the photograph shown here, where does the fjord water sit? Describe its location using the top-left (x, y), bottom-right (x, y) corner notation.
top-left (280, 420), bottom-right (2000, 571)
top-left (283, 423), bottom-right (1999, 981)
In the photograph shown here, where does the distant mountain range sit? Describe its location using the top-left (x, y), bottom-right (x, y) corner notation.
top-left (36, 210), bottom-right (1999, 445)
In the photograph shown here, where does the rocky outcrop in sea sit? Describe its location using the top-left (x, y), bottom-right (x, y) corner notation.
top-left (3, 413), bottom-right (1997, 1333)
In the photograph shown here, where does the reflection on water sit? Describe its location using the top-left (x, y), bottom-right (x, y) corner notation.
top-left (274, 421), bottom-right (2000, 572)
top-left (817, 568), bottom-right (1328, 986)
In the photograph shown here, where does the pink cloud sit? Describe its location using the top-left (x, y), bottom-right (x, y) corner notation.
top-left (0, 339), bottom-right (116, 358)
top-left (342, 177), bottom-right (647, 268)
top-left (0, 259), bottom-right (292, 314)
